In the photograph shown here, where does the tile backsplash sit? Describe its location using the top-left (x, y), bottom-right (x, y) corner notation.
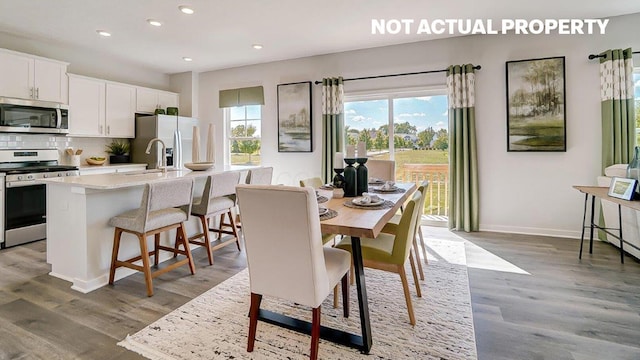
top-left (0, 134), bottom-right (129, 165)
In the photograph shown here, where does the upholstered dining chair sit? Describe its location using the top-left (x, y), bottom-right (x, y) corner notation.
top-left (235, 167), bottom-right (274, 229)
top-left (336, 190), bottom-right (423, 325)
top-left (383, 180), bottom-right (430, 279)
top-left (299, 177), bottom-right (324, 189)
top-left (236, 185), bottom-right (351, 360)
top-left (108, 178), bottom-right (196, 297)
top-left (367, 159), bottom-right (396, 181)
top-left (185, 171), bottom-right (241, 265)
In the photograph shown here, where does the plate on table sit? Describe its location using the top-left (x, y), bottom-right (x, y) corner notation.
top-left (375, 186), bottom-right (399, 192)
top-left (351, 198), bottom-right (385, 207)
top-left (368, 178), bottom-right (385, 185)
top-left (320, 184), bottom-right (334, 190)
top-left (318, 207), bottom-right (329, 216)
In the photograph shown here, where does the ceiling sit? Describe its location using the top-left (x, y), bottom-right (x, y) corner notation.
top-left (0, 0), bottom-right (639, 75)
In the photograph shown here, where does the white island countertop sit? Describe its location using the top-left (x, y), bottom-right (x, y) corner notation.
top-left (40, 168), bottom-right (224, 190)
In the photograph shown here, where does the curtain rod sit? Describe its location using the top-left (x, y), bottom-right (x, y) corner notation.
top-left (313, 65), bottom-right (482, 85)
top-left (588, 51), bottom-right (640, 60)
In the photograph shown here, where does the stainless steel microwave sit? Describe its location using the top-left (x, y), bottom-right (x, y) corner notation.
top-left (0, 97), bottom-right (69, 134)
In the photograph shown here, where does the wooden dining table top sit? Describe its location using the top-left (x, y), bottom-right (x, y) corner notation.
top-left (319, 182), bottom-right (417, 239)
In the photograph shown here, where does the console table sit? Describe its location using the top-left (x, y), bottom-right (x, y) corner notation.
top-left (573, 185), bottom-right (640, 263)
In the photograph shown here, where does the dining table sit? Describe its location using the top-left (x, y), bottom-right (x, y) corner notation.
top-left (257, 181), bottom-right (417, 354)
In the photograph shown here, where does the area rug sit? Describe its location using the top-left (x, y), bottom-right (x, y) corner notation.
top-left (118, 238), bottom-right (477, 359)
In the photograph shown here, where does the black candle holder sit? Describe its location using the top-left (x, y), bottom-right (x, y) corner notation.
top-left (356, 157), bottom-right (368, 196)
top-left (332, 168), bottom-right (345, 189)
top-left (343, 158), bottom-right (357, 197)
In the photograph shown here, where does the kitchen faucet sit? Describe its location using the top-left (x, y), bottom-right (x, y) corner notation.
top-left (145, 138), bottom-right (167, 173)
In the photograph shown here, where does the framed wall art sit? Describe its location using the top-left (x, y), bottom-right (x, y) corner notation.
top-left (277, 81), bottom-right (312, 152)
top-left (608, 177), bottom-right (637, 200)
top-left (506, 56), bottom-right (566, 152)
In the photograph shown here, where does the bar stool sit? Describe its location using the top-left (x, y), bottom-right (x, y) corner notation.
top-left (108, 178), bottom-right (196, 297)
top-left (236, 167), bottom-right (274, 229)
top-left (187, 171), bottom-right (241, 265)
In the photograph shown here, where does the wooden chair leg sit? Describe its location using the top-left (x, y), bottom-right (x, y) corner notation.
top-left (341, 273), bottom-right (349, 318)
top-left (173, 228), bottom-right (180, 258)
top-left (108, 228), bottom-right (123, 284)
top-left (418, 226), bottom-right (428, 264)
top-left (226, 209), bottom-right (241, 251)
top-left (137, 234), bottom-right (154, 297)
top-left (217, 213), bottom-right (225, 240)
top-left (333, 286), bottom-right (339, 308)
top-left (310, 306), bottom-right (321, 360)
top-left (398, 264), bottom-right (416, 325)
top-left (200, 215), bottom-right (214, 265)
top-left (247, 292), bottom-right (262, 352)
top-left (409, 250), bottom-right (422, 297)
top-left (412, 235), bottom-right (424, 280)
top-left (179, 224), bottom-right (196, 275)
top-left (154, 234), bottom-right (160, 266)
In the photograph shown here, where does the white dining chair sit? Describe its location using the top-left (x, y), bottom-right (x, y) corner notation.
top-left (237, 185), bottom-right (351, 360)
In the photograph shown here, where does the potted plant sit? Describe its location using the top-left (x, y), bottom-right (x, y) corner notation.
top-left (105, 140), bottom-right (131, 164)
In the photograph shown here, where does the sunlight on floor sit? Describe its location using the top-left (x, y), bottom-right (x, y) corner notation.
top-left (421, 226), bottom-right (530, 275)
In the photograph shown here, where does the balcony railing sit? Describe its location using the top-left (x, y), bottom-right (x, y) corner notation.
top-left (397, 163), bottom-right (449, 216)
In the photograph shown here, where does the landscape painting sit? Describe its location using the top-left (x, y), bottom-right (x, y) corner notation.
top-left (506, 56), bottom-right (566, 152)
top-left (278, 81), bottom-right (312, 152)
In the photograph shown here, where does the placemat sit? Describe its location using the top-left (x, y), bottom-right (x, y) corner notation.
top-left (343, 199), bottom-right (395, 210)
top-left (320, 185), bottom-right (335, 190)
top-left (320, 208), bottom-right (338, 221)
top-left (317, 195), bottom-right (329, 204)
top-left (370, 187), bottom-right (406, 194)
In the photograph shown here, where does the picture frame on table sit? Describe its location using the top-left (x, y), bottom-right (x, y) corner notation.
top-left (277, 81), bottom-right (312, 152)
top-left (608, 177), bottom-right (638, 200)
top-left (506, 56), bottom-right (566, 152)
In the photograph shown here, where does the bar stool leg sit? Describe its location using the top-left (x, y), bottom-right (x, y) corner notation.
top-left (180, 224), bottom-right (196, 274)
top-left (154, 234), bottom-right (160, 266)
top-left (137, 234), bottom-right (154, 297)
top-left (199, 215), bottom-right (214, 265)
top-left (109, 228), bottom-right (123, 284)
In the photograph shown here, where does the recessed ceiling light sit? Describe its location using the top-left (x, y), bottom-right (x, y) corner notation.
top-left (96, 30), bottom-right (111, 37)
top-left (252, 44), bottom-right (263, 50)
top-left (182, 57), bottom-right (193, 62)
top-left (147, 19), bottom-right (162, 27)
top-left (178, 5), bottom-right (194, 14)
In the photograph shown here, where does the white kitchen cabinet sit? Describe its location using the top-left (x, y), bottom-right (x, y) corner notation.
top-left (136, 87), bottom-right (179, 113)
top-left (68, 75), bottom-right (105, 137)
top-left (68, 75), bottom-right (136, 138)
top-left (0, 48), bottom-right (68, 103)
top-left (105, 83), bottom-right (136, 138)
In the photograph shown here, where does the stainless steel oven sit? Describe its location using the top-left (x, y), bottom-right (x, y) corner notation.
top-left (0, 149), bottom-right (78, 248)
top-left (0, 97), bottom-right (69, 134)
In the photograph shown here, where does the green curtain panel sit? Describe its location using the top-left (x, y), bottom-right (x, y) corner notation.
top-left (447, 64), bottom-right (479, 232)
top-left (600, 48), bottom-right (635, 173)
top-left (321, 77), bottom-right (345, 183)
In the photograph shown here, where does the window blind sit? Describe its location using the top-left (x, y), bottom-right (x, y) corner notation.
top-left (219, 86), bottom-right (264, 107)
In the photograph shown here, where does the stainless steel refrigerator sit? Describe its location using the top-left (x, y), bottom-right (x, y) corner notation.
top-left (131, 114), bottom-right (199, 169)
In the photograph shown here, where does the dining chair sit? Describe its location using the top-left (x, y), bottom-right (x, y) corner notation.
top-left (367, 159), bottom-right (396, 181)
top-left (237, 185), bottom-right (351, 360)
top-left (186, 171), bottom-right (241, 265)
top-left (336, 190), bottom-right (423, 325)
top-left (382, 180), bottom-right (430, 279)
top-left (299, 177), bottom-right (324, 189)
top-left (236, 167), bottom-right (274, 228)
top-left (108, 178), bottom-right (196, 297)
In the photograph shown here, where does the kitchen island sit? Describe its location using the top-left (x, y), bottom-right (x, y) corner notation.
top-left (41, 168), bottom-right (235, 293)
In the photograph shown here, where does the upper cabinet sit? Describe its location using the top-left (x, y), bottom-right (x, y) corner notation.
top-left (0, 49), bottom-right (68, 103)
top-left (68, 74), bottom-right (136, 138)
top-left (136, 87), bottom-right (179, 113)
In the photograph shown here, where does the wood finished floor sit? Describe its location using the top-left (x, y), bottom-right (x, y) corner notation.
top-left (0, 230), bottom-right (639, 359)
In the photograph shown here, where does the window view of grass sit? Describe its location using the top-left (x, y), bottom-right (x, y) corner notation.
top-left (345, 93), bottom-right (450, 217)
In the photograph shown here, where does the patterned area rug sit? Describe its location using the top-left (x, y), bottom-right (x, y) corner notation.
top-left (118, 238), bottom-right (477, 359)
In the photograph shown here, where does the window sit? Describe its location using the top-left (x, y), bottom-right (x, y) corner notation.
top-left (226, 105), bottom-right (262, 166)
top-left (344, 89), bottom-right (450, 219)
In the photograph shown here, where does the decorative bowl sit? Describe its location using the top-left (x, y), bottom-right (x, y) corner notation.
top-left (85, 157), bottom-right (106, 165)
top-left (184, 162), bottom-right (214, 171)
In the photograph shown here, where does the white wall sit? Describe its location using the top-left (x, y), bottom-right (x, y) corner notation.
top-left (0, 31), bottom-right (169, 89)
top-left (198, 12), bottom-right (640, 238)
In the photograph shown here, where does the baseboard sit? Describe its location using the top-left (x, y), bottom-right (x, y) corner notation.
top-left (478, 224), bottom-right (584, 239)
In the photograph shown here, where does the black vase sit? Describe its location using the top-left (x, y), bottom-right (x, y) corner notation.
top-left (343, 158), bottom-right (357, 197)
top-left (332, 168), bottom-right (345, 189)
top-left (356, 157), bottom-right (368, 196)
top-left (109, 155), bottom-right (130, 164)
